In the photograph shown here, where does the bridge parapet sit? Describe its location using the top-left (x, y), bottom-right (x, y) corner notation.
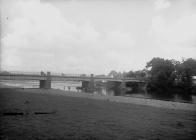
top-left (0, 71), bottom-right (41, 76)
top-left (0, 71), bottom-right (146, 82)
top-left (50, 72), bottom-right (91, 77)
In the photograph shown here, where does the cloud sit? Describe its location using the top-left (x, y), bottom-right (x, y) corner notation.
top-left (1, 0), bottom-right (135, 74)
top-left (150, 14), bottom-right (196, 59)
top-left (151, 14), bottom-right (196, 46)
top-left (154, 0), bottom-right (171, 11)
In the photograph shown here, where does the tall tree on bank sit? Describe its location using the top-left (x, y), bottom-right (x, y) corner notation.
top-left (146, 58), bottom-right (176, 92)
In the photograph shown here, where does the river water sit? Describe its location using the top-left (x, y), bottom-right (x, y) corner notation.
top-left (0, 80), bottom-right (195, 104)
top-left (0, 80), bottom-right (81, 91)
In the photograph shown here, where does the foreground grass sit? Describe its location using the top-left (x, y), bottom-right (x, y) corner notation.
top-left (0, 88), bottom-right (196, 140)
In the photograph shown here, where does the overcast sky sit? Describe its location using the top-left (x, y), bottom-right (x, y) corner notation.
top-left (1, 0), bottom-right (196, 74)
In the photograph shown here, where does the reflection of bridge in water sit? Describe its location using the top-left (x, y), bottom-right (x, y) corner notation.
top-left (0, 71), bottom-right (147, 95)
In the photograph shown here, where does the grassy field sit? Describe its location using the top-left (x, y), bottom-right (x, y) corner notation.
top-left (0, 88), bottom-right (196, 140)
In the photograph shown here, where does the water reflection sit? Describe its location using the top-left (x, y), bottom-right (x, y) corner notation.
top-left (93, 83), bottom-right (195, 104)
top-left (102, 86), bottom-right (195, 104)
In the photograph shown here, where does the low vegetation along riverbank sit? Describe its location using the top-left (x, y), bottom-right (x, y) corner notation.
top-left (0, 88), bottom-right (196, 140)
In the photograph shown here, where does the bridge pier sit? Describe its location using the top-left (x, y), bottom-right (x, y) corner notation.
top-left (39, 72), bottom-right (51, 89)
top-left (125, 81), bottom-right (147, 93)
top-left (81, 81), bottom-right (89, 92)
top-left (89, 74), bottom-right (95, 93)
top-left (81, 74), bottom-right (94, 93)
top-left (120, 80), bottom-right (126, 95)
top-left (138, 82), bottom-right (147, 92)
top-left (106, 81), bottom-right (124, 96)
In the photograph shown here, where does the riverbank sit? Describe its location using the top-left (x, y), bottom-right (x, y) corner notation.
top-left (4, 87), bottom-right (195, 111)
top-left (0, 88), bottom-right (196, 140)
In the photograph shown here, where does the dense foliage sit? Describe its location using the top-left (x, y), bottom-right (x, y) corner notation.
top-left (146, 58), bottom-right (196, 94)
top-left (108, 70), bottom-right (147, 79)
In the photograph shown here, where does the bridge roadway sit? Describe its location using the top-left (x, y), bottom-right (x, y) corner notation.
top-left (0, 73), bottom-right (145, 83)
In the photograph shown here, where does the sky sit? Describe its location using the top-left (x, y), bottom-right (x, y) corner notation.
top-left (1, 0), bottom-right (196, 75)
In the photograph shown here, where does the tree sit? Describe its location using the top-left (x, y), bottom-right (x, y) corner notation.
top-left (146, 57), bottom-right (176, 92)
top-left (108, 70), bottom-right (124, 78)
top-left (126, 71), bottom-right (135, 78)
top-left (108, 70), bottom-right (118, 78)
top-left (125, 69), bottom-right (147, 78)
top-left (175, 58), bottom-right (196, 93)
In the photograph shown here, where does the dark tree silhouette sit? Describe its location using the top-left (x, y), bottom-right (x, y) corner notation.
top-left (146, 57), bottom-right (196, 94)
